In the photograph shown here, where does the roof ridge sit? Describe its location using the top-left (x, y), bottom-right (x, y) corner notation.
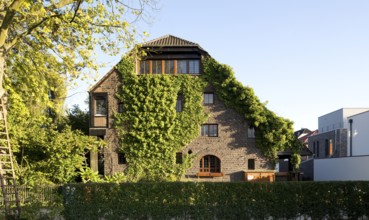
top-left (141, 34), bottom-right (201, 48)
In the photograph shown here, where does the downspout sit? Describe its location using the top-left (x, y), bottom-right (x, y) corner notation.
top-left (349, 119), bottom-right (353, 156)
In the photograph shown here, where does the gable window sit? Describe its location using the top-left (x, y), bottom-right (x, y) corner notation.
top-left (248, 159), bottom-right (255, 170)
top-left (201, 124), bottom-right (218, 137)
top-left (118, 102), bottom-right (124, 113)
top-left (176, 95), bottom-right (183, 112)
top-left (152, 60), bottom-right (162, 74)
top-left (203, 93), bottom-right (214, 104)
top-left (165, 60), bottom-right (175, 74)
top-left (140, 60), bottom-right (150, 74)
top-left (199, 155), bottom-right (221, 173)
top-left (118, 152), bottom-right (127, 164)
top-left (189, 60), bottom-right (200, 74)
top-left (248, 127), bottom-right (255, 138)
top-left (177, 60), bottom-right (187, 74)
top-left (176, 152), bottom-right (183, 164)
top-left (95, 95), bottom-right (107, 116)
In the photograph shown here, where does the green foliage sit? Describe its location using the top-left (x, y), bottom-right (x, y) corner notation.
top-left (62, 181), bottom-right (369, 220)
top-left (5, 73), bottom-right (103, 185)
top-left (67, 104), bottom-right (90, 135)
top-left (202, 58), bottom-right (299, 163)
top-left (114, 57), bottom-right (207, 182)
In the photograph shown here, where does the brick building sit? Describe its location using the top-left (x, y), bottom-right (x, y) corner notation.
top-left (89, 35), bottom-right (274, 182)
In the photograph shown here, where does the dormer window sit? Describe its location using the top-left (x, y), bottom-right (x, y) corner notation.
top-left (165, 60), bottom-right (175, 74)
top-left (138, 60), bottom-right (200, 75)
top-left (140, 60), bottom-right (149, 74)
top-left (177, 60), bottom-right (187, 74)
top-left (152, 60), bottom-right (162, 74)
top-left (189, 60), bottom-right (200, 74)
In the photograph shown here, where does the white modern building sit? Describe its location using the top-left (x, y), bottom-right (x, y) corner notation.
top-left (301, 108), bottom-right (369, 181)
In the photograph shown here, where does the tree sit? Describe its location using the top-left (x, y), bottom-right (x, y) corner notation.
top-left (1, 0), bottom-right (156, 184)
top-left (67, 104), bottom-right (89, 135)
top-left (0, 0), bottom-right (155, 101)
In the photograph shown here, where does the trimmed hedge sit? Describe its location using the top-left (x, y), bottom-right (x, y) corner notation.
top-left (62, 182), bottom-right (369, 220)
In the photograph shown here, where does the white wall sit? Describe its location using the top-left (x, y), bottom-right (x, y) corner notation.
top-left (318, 108), bottom-right (343, 133)
top-left (349, 111), bottom-right (369, 156)
top-left (318, 108), bottom-right (369, 133)
top-left (314, 156), bottom-right (369, 181)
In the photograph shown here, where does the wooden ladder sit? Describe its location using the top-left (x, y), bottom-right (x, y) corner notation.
top-left (0, 97), bottom-right (21, 219)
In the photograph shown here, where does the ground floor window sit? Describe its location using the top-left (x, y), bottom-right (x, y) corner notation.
top-left (199, 155), bottom-right (221, 173)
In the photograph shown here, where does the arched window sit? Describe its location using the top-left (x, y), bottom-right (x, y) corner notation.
top-left (199, 155), bottom-right (221, 173)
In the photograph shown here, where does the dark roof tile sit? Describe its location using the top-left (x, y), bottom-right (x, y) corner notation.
top-left (142, 35), bottom-right (203, 49)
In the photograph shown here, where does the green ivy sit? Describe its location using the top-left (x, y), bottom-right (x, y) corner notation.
top-left (115, 57), bottom-right (207, 181)
top-left (114, 56), bottom-right (300, 182)
top-left (202, 58), bottom-right (300, 162)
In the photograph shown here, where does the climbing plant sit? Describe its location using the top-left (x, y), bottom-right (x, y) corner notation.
top-left (114, 56), bottom-right (300, 182)
top-left (114, 57), bottom-right (208, 181)
top-left (202, 57), bottom-right (300, 163)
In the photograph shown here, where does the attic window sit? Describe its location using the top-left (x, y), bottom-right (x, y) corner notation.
top-left (189, 60), bottom-right (200, 74)
top-left (140, 60), bottom-right (149, 74)
top-left (152, 60), bottom-right (162, 74)
top-left (165, 60), bottom-right (175, 74)
top-left (95, 95), bottom-right (107, 116)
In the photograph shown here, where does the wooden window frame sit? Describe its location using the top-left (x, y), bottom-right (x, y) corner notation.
top-left (201, 124), bottom-right (218, 137)
top-left (138, 59), bottom-right (201, 75)
top-left (198, 155), bottom-right (223, 177)
top-left (94, 94), bottom-right (107, 116)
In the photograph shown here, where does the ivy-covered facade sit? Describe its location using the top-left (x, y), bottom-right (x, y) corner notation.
top-left (89, 35), bottom-right (295, 182)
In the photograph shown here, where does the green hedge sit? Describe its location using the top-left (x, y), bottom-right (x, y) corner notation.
top-left (62, 182), bottom-right (369, 220)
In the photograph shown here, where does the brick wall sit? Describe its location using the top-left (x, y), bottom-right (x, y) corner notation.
top-left (90, 71), bottom-right (274, 182)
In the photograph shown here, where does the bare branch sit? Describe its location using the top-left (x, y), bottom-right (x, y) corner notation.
top-left (70, 0), bottom-right (82, 23)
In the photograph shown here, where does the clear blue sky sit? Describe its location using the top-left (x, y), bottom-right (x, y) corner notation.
top-left (66, 0), bottom-right (369, 131)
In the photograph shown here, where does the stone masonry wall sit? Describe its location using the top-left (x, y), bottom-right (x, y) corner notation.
top-left (90, 72), bottom-right (274, 181)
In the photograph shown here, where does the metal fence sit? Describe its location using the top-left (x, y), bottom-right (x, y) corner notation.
top-left (0, 185), bottom-right (60, 206)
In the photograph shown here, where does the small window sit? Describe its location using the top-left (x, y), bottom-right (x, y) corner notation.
top-left (325, 139), bottom-right (333, 157)
top-left (248, 159), bottom-right (255, 170)
top-left (203, 93), bottom-right (214, 104)
top-left (176, 95), bottom-right (183, 112)
top-left (152, 60), bottom-right (162, 74)
top-left (165, 60), bottom-right (175, 74)
top-left (118, 102), bottom-right (124, 113)
top-left (315, 141), bottom-right (320, 158)
top-left (95, 96), bottom-right (107, 116)
top-left (176, 152), bottom-right (183, 164)
top-left (189, 60), bottom-right (200, 74)
top-left (248, 127), bottom-right (255, 138)
top-left (177, 60), bottom-right (187, 74)
top-left (201, 124), bottom-right (218, 137)
top-left (140, 60), bottom-right (149, 74)
top-left (199, 155), bottom-right (221, 173)
top-left (118, 152), bottom-right (127, 164)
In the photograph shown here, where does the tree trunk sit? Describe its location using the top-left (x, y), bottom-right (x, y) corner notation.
top-left (0, 47), bottom-right (5, 98)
